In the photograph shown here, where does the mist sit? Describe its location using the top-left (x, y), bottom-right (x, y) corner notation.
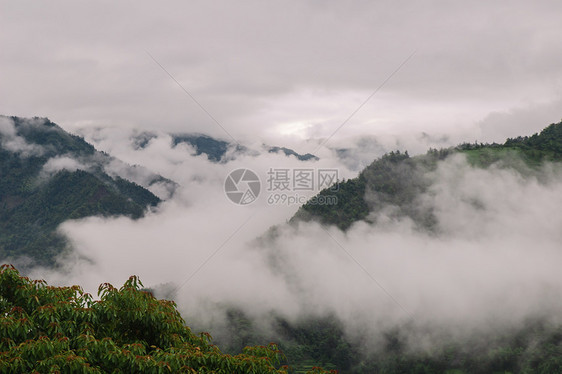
top-left (4, 1), bottom-right (562, 369)
top-left (18, 119), bottom-right (562, 357)
top-left (0, 116), bottom-right (46, 157)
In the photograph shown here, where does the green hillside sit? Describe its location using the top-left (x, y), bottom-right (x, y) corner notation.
top-left (292, 121), bottom-right (562, 230)
top-left (0, 116), bottom-right (162, 267)
top-left (277, 121), bottom-right (562, 373)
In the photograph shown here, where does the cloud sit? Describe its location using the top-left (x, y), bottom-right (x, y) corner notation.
top-left (25, 137), bottom-right (562, 352)
top-left (476, 98), bottom-right (562, 143)
top-left (0, 116), bottom-right (45, 156)
top-left (41, 156), bottom-right (87, 177)
top-left (103, 157), bottom-right (177, 200)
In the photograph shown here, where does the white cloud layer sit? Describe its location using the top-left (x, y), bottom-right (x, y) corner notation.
top-left (41, 156), bottom-right (87, 177)
top-left (25, 141), bottom-right (562, 349)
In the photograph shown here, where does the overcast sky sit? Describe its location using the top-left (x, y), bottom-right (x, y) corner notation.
top-left (2, 0), bottom-right (562, 147)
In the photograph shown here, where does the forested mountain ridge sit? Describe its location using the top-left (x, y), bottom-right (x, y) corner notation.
top-left (292, 120), bottom-right (562, 230)
top-left (229, 120), bottom-right (562, 373)
top-left (168, 133), bottom-right (319, 162)
top-left (0, 116), bottom-right (169, 267)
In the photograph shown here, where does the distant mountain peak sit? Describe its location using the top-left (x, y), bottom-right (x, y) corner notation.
top-left (169, 133), bottom-right (319, 163)
top-left (0, 115), bottom-right (174, 268)
top-left (266, 146), bottom-right (319, 161)
top-left (170, 133), bottom-right (243, 162)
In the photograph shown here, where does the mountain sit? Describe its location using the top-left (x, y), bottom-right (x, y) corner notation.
top-left (0, 116), bottom-right (171, 267)
top-left (167, 133), bottom-right (318, 163)
top-left (267, 146), bottom-right (319, 161)
top-left (171, 133), bottom-right (247, 162)
top-left (234, 120), bottom-right (562, 373)
top-left (6, 116), bottom-right (562, 373)
top-left (291, 121), bottom-right (562, 230)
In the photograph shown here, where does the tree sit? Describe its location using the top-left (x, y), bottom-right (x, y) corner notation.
top-left (0, 264), bottom-right (333, 373)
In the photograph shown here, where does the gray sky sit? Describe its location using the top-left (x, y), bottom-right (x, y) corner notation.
top-left (2, 0), bottom-right (562, 146)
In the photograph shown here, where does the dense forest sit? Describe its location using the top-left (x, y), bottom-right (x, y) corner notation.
top-left (292, 121), bottom-right (562, 231)
top-left (0, 116), bottom-right (163, 267)
top-left (212, 306), bottom-right (562, 373)
top-left (3, 117), bottom-right (562, 372)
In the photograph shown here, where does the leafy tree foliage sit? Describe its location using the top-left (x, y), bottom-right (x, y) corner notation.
top-left (0, 265), bottom-right (334, 373)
